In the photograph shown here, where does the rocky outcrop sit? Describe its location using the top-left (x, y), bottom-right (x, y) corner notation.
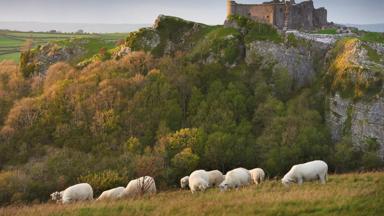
top-left (328, 94), bottom-right (384, 158)
top-left (21, 42), bottom-right (85, 75)
top-left (326, 41), bottom-right (384, 158)
top-left (120, 15), bottom-right (209, 58)
top-left (245, 40), bottom-right (326, 88)
top-left (20, 38), bottom-right (112, 76)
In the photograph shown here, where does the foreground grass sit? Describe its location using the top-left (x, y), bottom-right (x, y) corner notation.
top-left (1, 172), bottom-right (383, 216)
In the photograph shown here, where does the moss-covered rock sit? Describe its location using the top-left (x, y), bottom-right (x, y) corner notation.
top-left (226, 15), bottom-right (283, 44)
top-left (122, 15), bottom-right (213, 58)
top-left (19, 38), bottom-right (115, 75)
top-left (325, 38), bottom-right (384, 99)
top-left (189, 27), bottom-right (243, 65)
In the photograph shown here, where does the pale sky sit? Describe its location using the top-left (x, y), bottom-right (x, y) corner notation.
top-left (0, 0), bottom-right (383, 25)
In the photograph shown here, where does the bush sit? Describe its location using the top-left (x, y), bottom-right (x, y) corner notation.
top-left (78, 170), bottom-right (127, 196)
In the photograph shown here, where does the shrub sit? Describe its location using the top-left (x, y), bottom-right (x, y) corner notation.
top-left (78, 170), bottom-right (127, 196)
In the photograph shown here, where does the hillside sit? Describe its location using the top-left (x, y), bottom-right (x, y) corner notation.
top-left (0, 15), bottom-right (383, 207)
top-left (1, 172), bottom-right (383, 216)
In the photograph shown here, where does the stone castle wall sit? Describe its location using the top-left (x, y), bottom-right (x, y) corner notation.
top-left (227, 0), bottom-right (327, 30)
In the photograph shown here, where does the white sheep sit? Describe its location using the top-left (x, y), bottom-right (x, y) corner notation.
top-left (282, 160), bottom-right (328, 186)
top-left (96, 187), bottom-right (125, 201)
top-left (219, 168), bottom-right (251, 191)
top-left (249, 168), bottom-right (265, 185)
top-left (120, 176), bottom-right (156, 198)
top-left (206, 170), bottom-right (225, 187)
top-left (50, 183), bottom-right (93, 204)
top-left (180, 176), bottom-right (189, 189)
top-left (188, 170), bottom-right (209, 194)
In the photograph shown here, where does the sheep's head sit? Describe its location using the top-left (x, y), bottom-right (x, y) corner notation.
top-left (219, 182), bottom-right (229, 192)
top-left (50, 191), bottom-right (62, 202)
top-left (180, 176), bottom-right (189, 189)
top-left (281, 176), bottom-right (294, 187)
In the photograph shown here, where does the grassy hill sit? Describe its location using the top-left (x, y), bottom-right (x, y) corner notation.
top-left (0, 30), bottom-right (127, 62)
top-left (1, 172), bottom-right (383, 216)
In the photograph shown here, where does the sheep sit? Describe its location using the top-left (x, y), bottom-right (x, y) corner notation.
top-left (50, 183), bottom-right (93, 204)
top-left (249, 168), bottom-right (265, 185)
top-left (206, 170), bottom-right (225, 187)
top-left (96, 187), bottom-right (125, 201)
top-left (180, 176), bottom-right (189, 189)
top-left (282, 160), bottom-right (328, 186)
top-left (219, 168), bottom-right (251, 191)
top-left (188, 169), bottom-right (209, 194)
top-left (120, 176), bottom-right (156, 198)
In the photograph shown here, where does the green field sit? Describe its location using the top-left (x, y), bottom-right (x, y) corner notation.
top-left (0, 172), bottom-right (383, 216)
top-left (0, 30), bottom-right (128, 63)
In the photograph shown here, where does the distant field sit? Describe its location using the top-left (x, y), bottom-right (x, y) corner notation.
top-left (0, 31), bottom-right (128, 63)
top-left (0, 172), bottom-right (383, 216)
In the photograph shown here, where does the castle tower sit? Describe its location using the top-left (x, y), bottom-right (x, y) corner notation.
top-left (227, 0), bottom-right (236, 17)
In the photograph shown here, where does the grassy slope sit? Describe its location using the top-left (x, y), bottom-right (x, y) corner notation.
top-left (0, 31), bottom-right (127, 63)
top-left (1, 172), bottom-right (383, 216)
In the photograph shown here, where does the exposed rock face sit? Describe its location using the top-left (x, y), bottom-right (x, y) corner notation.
top-left (326, 41), bottom-right (384, 158)
top-left (246, 40), bottom-right (320, 88)
top-left (327, 93), bottom-right (351, 142)
top-left (328, 94), bottom-right (384, 158)
top-left (122, 15), bottom-right (208, 58)
top-left (26, 42), bottom-right (85, 75)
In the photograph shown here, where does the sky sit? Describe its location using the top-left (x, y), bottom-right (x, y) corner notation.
top-left (0, 0), bottom-right (383, 25)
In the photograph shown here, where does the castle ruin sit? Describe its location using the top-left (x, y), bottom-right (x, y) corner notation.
top-left (226, 0), bottom-right (328, 30)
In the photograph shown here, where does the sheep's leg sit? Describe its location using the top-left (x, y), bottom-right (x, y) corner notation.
top-left (319, 174), bottom-right (326, 184)
top-left (297, 177), bottom-right (303, 185)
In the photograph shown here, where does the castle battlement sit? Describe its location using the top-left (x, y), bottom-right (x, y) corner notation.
top-left (227, 0), bottom-right (328, 30)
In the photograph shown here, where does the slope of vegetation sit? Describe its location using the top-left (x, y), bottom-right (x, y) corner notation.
top-left (227, 15), bottom-right (283, 44)
top-left (1, 172), bottom-right (383, 216)
top-left (0, 16), bottom-right (383, 207)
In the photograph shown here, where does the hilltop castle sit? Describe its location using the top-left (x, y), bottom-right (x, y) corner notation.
top-left (226, 0), bottom-right (328, 30)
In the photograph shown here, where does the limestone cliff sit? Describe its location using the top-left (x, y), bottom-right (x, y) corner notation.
top-left (326, 38), bottom-right (384, 158)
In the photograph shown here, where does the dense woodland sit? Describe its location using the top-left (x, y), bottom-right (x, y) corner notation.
top-left (0, 16), bottom-right (383, 205)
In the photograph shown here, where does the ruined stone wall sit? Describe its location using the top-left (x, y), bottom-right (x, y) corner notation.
top-left (273, 4), bottom-right (286, 29)
top-left (314, 8), bottom-right (327, 28)
top-left (288, 1), bottom-right (315, 30)
top-left (248, 4), bottom-right (275, 24)
top-left (227, 0), bottom-right (327, 30)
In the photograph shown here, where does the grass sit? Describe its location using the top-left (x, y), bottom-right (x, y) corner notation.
top-left (228, 15), bottom-right (283, 44)
top-left (1, 172), bottom-right (383, 216)
top-left (315, 28), bottom-right (338, 35)
top-left (0, 30), bottom-right (128, 63)
top-left (0, 52), bottom-right (20, 62)
top-left (360, 32), bottom-right (384, 44)
top-left (363, 44), bottom-right (382, 63)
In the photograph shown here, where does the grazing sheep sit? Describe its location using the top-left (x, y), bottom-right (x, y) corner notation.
top-left (206, 170), bottom-right (225, 187)
top-left (188, 170), bottom-right (209, 194)
top-left (219, 168), bottom-right (251, 191)
top-left (180, 176), bottom-right (189, 189)
top-left (282, 160), bottom-right (328, 186)
top-left (120, 176), bottom-right (156, 198)
top-left (96, 187), bottom-right (125, 201)
top-left (51, 183), bottom-right (93, 204)
top-left (249, 168), bottom-right (265, 185)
